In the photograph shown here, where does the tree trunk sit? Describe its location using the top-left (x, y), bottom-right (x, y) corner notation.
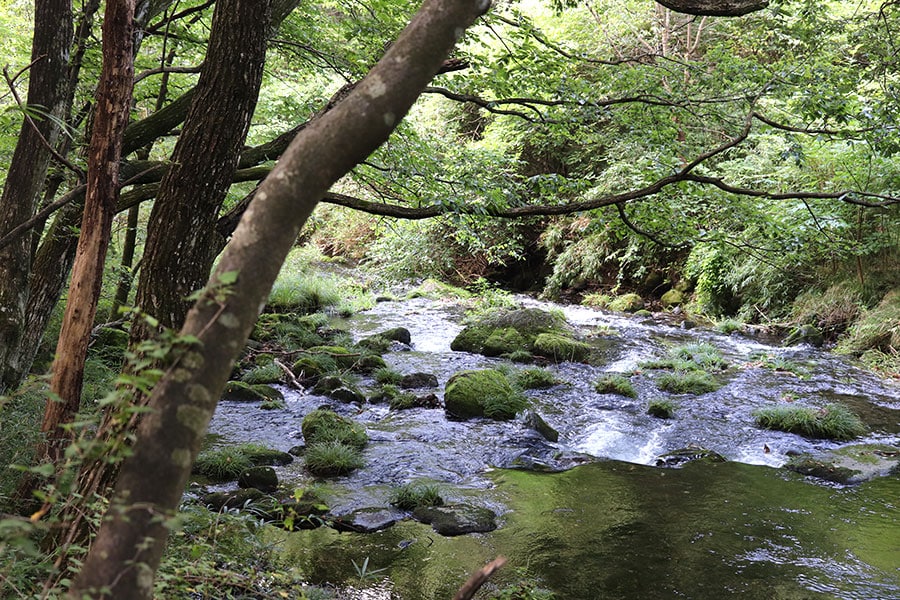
top-left (41, 0), bottom-right (136, 462)
top-left (0, 0), bottom-right (73, 393)
top-left (132, 0), bottom-right (271, 334)
top-left (71, 1), bottom-right (491, 597)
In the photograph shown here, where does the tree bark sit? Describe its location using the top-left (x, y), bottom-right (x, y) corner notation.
top-left (132, 0), bottom-right (271, 334)
top-left (655, 0), bottom-right (768, 17)
top-left (0, 0), bottom-right (72, 393)
top-left (71, 1), bottom-right (491, 597)
top-left (41, 0), bottom-right (136, 462)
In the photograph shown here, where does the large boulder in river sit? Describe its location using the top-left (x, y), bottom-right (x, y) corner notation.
top-left (451, 308), bottom-right (591, 363)
top-left (444, 369), bottom-right (527, 420)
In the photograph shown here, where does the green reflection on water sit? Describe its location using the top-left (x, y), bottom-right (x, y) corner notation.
top-left (276, 461), bottom-right (900, 599)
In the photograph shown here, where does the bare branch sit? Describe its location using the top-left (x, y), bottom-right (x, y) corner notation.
top-left (134, 63), bottom-right (203, 84)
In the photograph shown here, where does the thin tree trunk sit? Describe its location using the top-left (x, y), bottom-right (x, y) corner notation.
top-left (40, 0), bottom-right (136, 462)
top-left (0, 0), bottom-right (73, 393)
top-left (71, 1), bottom-right (491, 597)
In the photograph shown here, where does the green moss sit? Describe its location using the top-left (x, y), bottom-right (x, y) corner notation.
top-left (373, 367), bottom-right (404, 385)
top-left (641, 343), bottom-right (728, 373)
top-left (753, 403), bottom-right (867, 440)
top-left (301, 409), bottom-right (368, 449)
top-left (656, 371), bottom-right (721, 394)
top-left (406, 278), bottom-right (472, 300)
top-left (593, 374), bottom-right (636, 398)
top-left (304, 441), bottom-right (364, 476)
top-left (483, 327), bottom-right (528, 357)
top-left (608, 293), bottom-right (644, 313)
top-left (291, 354), bottom-right (338, 381)
top-left (532, 333), bottom-right (591, 363)
top-left (444, 369), bottom-right (527, 420)
top-left (305, 346), bottom-right (359, 369)
top-left (716, 319), bottom-right (743, 334)
top-left (193, 446), bottom-right (254, 482)
top-left (581, 292), bottom-right (611, 308)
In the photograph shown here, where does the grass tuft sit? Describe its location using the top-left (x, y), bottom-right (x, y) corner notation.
top-left (593, 373), bottom-right (637, 398)
top-left (753, 403), bottom-right (866, 440)
top-left (304, 441), bottom-right (364, 476)
top-left (390, 483), bottom-right (444, 510)
top-left (647, 398), bottom-right (676, 419)
top-left (656, 370), bottom-right (720, 395)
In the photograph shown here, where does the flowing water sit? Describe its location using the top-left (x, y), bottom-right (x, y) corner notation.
top-left (208, 295), bottom-right (900, 599)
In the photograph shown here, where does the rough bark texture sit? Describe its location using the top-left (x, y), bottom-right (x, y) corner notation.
top-left (133, 0), bottom-right (271, 333)
top-left (656, 0), bottom-right (768, 17)
top-left (42, 0), bottom-right (136, 461)
top-left (0, 0), bottom-right (72, 393)
top-left (71, 1), bottom-right (492, 597)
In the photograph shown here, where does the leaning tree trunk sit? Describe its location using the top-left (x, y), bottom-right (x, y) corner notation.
top-left (71, 1), bottom-right (492, 597)
top-left (133, 0), bottom-right (271, 334)
top-left (0, 0), bottom-right (72, 394)
top-left (40, 0), bottom-right (136, 464)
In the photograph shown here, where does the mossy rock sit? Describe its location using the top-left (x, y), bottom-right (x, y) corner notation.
top-left (238, 466), bottom-right (279, 493)
top-left (412, 503), bottom-right (497, 536)
top-left (784, 324), bottom-right (825, 347)
top-left (608, 293), bottom-right (644, 313)
top-left (356, 335), bottom-right (392, 353)
top-left (532, 333), bottom-right (591, 363)
top-left (407, 279), bottom-right (472, 300)
top-left (222, 380), bottom-right (269, 402)
top-left (482, 327), bottom-right (528, 357)
top-left (451, 308), bottom-right (568, 356)
top-left (301, 409), bottom-right (368, 449)
top-left (201, 488), bottom-right (266, 512)
top-left (785, 444), bottom-right (900, 484)
top-left (655, 446), bottom-right (726, 468)
top-left (291, 355), bottom-right (337, 382)
top-left (305, 346), bottom-right (359, 369)
top-left (353, 354), bottom-right (387, 373)
top-left (660, 289), bottom-right (685, 307)
top-left (378, 327), bottom-right (412, 345)
top-left (242, 446), bottom-right (294, 466)
top-left (444, 369), bottom-right (527, 420)
top-left (400, 372), bottom-right (439, 389)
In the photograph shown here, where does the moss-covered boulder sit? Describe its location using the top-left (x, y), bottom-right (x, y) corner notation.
top-left (222, 381), bottom-right (272, 402)
top-left (291, 354), bottom-right (338, 382)
top-left (378, 327), bottom-right (412, 345)
top-left (238, 466), bottom-right (279, 493)
top-left (444, 369), bottom-right (527, 420)
top-left (451, 308), bottom-right (584, 362)
top-left (660, 288), bottom-right (685, 307)
top-left (482, 327), bottom-right (528, 357)
top-left (608, 293), bottom-right (644, 313)
top-left (784, 324), bottom-right (825, 347)
top-left (306, 346), bottom-right (359, 369)
top-left (532, 333), bottom-right (591, 363)
top-left (301, 409), bottom-right (368, 449)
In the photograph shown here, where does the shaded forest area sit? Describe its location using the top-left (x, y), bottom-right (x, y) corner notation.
top-left (0, 0), bottom-right (898, 598)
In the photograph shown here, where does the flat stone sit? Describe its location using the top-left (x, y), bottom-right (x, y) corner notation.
top-left (412, 503), bottom-right (497, 536)
top-left (330, 507), bottom-right (405, 533)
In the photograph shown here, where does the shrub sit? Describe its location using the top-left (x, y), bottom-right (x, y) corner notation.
top-left (716, 319), bottom-right (744, 334)
top-left (753, 403), bottom-right (866, 440)
top-left (390, 483), bottom-right (444, 510)
top-left (593, 374), bottom-right (636, 398)
top-left (647, 398), bottom-right (676, 419)
top-left (656, 371), bottom-right (720, 395)
top-left (515, 368), bottom-right (559, 389)
top-left (304, 441), bottom-right (364, 476)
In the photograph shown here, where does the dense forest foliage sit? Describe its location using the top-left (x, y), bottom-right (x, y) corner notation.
top-left (0, 0), bottom-right (897, 598)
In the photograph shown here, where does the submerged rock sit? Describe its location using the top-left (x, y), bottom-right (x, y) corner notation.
top-left (412, 503), bottom-right (497, 536)
top-left (785, 444), bottom-right (900, 484)
top-left (523, 410), bottom-right (559, 443)
top-left (655, 446), bottom-right (727, 468)
top-left (330, 507), bottom-right (405, 533)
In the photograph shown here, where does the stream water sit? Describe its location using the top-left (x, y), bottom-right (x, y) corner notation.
top-left (208, 295), bottom-right (900, 599)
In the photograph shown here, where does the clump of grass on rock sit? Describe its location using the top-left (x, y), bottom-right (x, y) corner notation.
top-left (656, 370), bottom-right (721, 395)
top-left (514, 367), bottom-right (559, 390)
top-left (301, 409), bottom-right (368, 449)
top-left (390, 483), bottom-right (444, 510)
top-left (593, 373), bottom-right (636, 398)
top-left (304, 441), bottom-right (364, 476)
top-left (647, 398), bottom-right (676, 419)
top-left (753, 403), bottom-right (866, 440)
